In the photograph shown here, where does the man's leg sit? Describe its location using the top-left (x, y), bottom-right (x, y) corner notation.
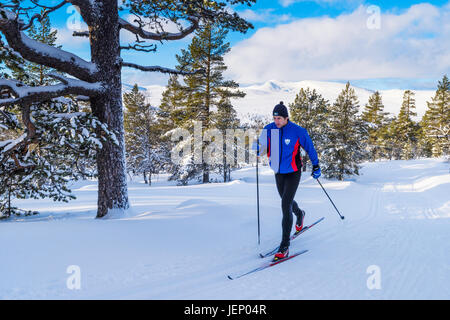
top-left (275, 173), bottom-right (289, 247)
top-left (292, 199), bottom-right (301, 216)
top-left (275, 173), bottom-right (300, 212)
top-left (277, 174), bottom-right (302, 216)
top-left (274, 173), bottom-right (285, 198)
top-left (278, 171), bottom-right (301, 247)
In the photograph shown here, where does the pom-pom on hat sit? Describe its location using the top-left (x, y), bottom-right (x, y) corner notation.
top-left (273, 101), bottom-right (288, 118)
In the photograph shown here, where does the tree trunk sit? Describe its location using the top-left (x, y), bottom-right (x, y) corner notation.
top-left (222, 143), bottom-right (227, 182)
top-left (302, 154), bottom-right (309, 172)
top-left (89, 1), bottom-right (129, 218)
top-left (143, 171), bottom-right (148, 184)
top-left (7, 177), bottom-right (11, 218)
top-left (202, 29), bottom-right (212, 184)
top-left (202, 163), bottom-right (210, 183)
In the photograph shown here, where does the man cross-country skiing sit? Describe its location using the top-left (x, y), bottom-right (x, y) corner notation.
top-left (253, 101), bottom-right (321, 262)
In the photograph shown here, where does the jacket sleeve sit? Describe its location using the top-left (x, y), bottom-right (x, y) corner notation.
top-left (252, 125), bottom-right (269, 156)
top-left (298, 127), bottom-right (319, 166)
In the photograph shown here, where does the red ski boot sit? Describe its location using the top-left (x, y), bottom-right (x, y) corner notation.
top-left (294, 209), bottom-right (306, 235)
top-left (272, 245), bottom-right (289, 262)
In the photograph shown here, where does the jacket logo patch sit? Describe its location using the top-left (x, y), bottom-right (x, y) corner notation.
top-left (285, 139), bottom-right (290, 145)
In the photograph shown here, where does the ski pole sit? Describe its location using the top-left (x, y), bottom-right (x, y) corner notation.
top-left (316, 178), bottom-right (345, 220)
top-left (256, 142), bottom-right (261, 245)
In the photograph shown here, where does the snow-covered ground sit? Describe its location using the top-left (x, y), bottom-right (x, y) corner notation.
top-left (1, 158), bottom-right (449, 299)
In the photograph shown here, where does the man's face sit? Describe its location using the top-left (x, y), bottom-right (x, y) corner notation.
top-left (273, 116), bottom-right (288, 128)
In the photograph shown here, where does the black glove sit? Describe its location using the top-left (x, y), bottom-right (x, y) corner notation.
top-left (311, 164), bottom-right (321, 179)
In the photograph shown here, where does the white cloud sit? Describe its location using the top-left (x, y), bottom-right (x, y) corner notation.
top-left (53, 26), bottom-right (89, 49)
top-left (225, 3), bottom-right (450, 84)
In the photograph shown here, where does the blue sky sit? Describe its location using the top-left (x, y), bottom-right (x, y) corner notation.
top-left (229, 0), bottom-right (450, 41)
top-left (4, 1), bottom-right (450, 89)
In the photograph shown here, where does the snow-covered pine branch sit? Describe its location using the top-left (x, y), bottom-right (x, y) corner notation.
top-left (0, 73), bottom-right (103, 107)
top-left (118, 17), bottom-right (199, 41)
top-left (0, 97), bottom-right (120, 218)
top-left (0, 7), bottom-right (97, 81)
top-left (0, 133), bottom-right (27, 153)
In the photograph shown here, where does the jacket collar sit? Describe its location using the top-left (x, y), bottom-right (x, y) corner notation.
top-left (278, 119), bottom-right (290, 129)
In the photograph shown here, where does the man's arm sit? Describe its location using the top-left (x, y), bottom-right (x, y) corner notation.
top-left (298, 127), bottom-right (319, 166)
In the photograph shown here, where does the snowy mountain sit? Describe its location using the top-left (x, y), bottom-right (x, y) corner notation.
top-left (2, 158), bottom-right (449, 299)
top-left (123, 80), bottom-right (435, 121)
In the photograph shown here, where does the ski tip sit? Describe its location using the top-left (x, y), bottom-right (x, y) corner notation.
top-left (289, 249), bottom-right (309, 258)
top-left (259, 253), bottom-right (265, 258)
top-left (227, 275), bottom-right (234, 280)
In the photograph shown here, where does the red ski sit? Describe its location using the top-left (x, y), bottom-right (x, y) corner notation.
top-left (259, 217), bottom-right (324, 258)
top-left (227, 249), bottom-right (308, 280)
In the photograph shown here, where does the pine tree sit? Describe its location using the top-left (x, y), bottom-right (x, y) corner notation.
top-left (1, 0), bottom-right (255, 218)
top-left (11, 11), bottom-right (61, 86)
top-left (124, 84), bottom-right (168, 185)
top-left (212, 91), bottom-right (242, 182)
top-left (242, 113), bottom-right (273, 131)
top-left (421, 75), bottom-right (450, 157)
top-left (0, 37), bottom-right (25, 81)
top-left (0, 11), bottom-right (116, 219)
top-left (289, 87), bottom-right (329, 171)
top-left (158, 75), bottom-right (201, 185)
top-left (417, 111), bottom-right (434, 158)
top-left (158, 75), bottom-right (190, 130)
top-left (322, 82), bottom-right (366, 180)
top-left (170, 23), bottom-right (245, 184)
top-left (379, 116), bottom-right (400, 160)
top-left (0, 99), bottom-right (118, 219)
top-left (0, 37), bottom-right (23, 137)
top-left (361, 91), bottom-right (389, 161)
top-left (396, 90), bottom-right (419, 159)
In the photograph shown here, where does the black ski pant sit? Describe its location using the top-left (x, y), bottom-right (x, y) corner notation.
top-left (275, 170), bottom-right (302, 248)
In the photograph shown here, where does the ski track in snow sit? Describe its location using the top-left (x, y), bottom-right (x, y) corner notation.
top-left (0, 158), bottom-right (449, 299)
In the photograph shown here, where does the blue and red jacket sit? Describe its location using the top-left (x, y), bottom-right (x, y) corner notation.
top-left (257, 120), bottom-right (319, 174)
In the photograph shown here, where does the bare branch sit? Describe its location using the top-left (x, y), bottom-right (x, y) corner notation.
top-left (121, 61), bottom-right (205, 76)
top-left (21, 1), bottom-right (69, 31)
top-left (0, 8), bottom-right (97, 82)
top-left (0, 104), bottom-right (37, 170)
top-left (120, 43), bottom-right (157, 53)
top-left (20, 13), bottom-right (41, 31)
top-left (73, 30), bottom-right (89, 37)
top-left (0, 73), bottom-right (104, 107)
top-left (73, 95), bottom-right (90, 101)
top-left (119, 17), bottom-right (199, 41)
top-left (29, 0), bottom-right (68, 11)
